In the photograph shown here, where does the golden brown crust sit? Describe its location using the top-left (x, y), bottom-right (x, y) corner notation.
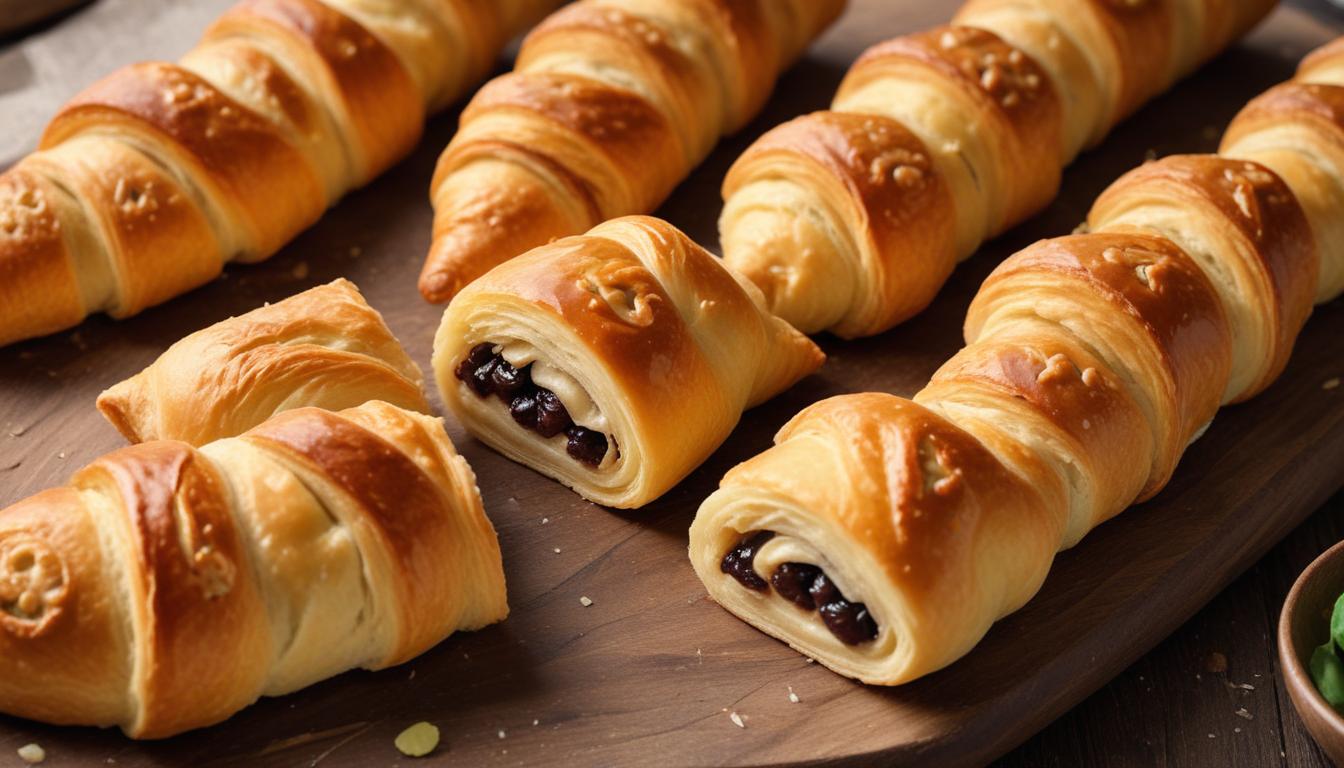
top-left (420, 0), bottom-right (847, 304)
top-left (923, 328), bottom-right (1153, 529)
top-left (1089, 155), bottom-right (1317, 402)
top-left (76, 442), bottom-right (271, 739)
top-left (0, 488), bottom-right (132, 728)
top-left (1, 0), bottom-right (564, 346)
top-left (96, 279), bottom-right (428, 446)
top-left (0, 167), bottom-right (87, 347)
top-left (966, 232), bottom-right (1232, 495)
top-left (246, 408), bottom-right (470, 663)
top-left (721, 111), bottom-right (957, 336)
top-left (690, 393), bottom-right (1064, 683)
top-left (0, 401), bottom-right (504, 737)
top-left (210, 0), bottom-right (423, 186)
top-left (846, 26), bottom-right (1063, 231)
top-left (720, 1), bottom-right (1264, 339)
top-left (433, 215), bottom-right (823, 508)
top-left (1221, 79), bottom-right (1344, 305)
top-left (692, 33), bottom-right (1332, 687)
top-left (44, 62), bottom-right (325, 260)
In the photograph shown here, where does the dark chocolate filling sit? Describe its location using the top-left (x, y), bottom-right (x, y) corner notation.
top-left (456, 343), bottom-right (614, 467)
top-left (721, 531), bottom-right (878, 646)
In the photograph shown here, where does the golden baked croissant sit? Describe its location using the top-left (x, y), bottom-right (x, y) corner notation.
top-left (719, 0), bottom-right (1278, 338)
top-left (690, 37), bottom-right (1341, 686)
top-left (0, 400), bottom-right (506, 738)
top-left (431, 215), bottom-right (824, 508)
top-left (0, 0), bottom-right (563, 348)
top-left (98, 279), bottom-right (428, 445)
top-left (417, 0), bottom-right (848, 303)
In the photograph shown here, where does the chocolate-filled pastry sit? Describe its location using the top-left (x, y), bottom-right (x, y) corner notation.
top-left (0, 400), bottom-right (506, 738)
top-left (691, 38), bottom-right (1342, 686)
top-left (98, 279), bottom-right (427, 445)
top-left (718, 0), bottom-right (1278, 338)
top-left (432, 216), bottom-right (824, 508)
top-left (690, 394), bottom-right (1066, 683)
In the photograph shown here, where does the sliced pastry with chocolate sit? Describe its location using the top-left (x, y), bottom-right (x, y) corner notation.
top-left (432, 216), bottom-right (824, 508)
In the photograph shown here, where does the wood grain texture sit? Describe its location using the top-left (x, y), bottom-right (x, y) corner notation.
top-left (0, 2), bottom-right (1341, 766)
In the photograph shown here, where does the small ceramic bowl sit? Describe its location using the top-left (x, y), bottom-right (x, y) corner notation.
top-left (1280, 539), bottom-right (1344, 764)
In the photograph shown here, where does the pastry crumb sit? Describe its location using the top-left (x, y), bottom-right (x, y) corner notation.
top-left (532, 719), bottom-right (539, 726)
top-left (1235, 707), bottom-right (1253, 720)
top-left (57, 452), bottom-right (66, 460)
top-left (17, 744), bottom-right (44, 764)
top-left (394, 722), bottom-right (439, 757)
top-left (349, 246), bottom-right (363, 258)
top-left (788, 686), bottom-right (799, 704)
top-left (729, 711), bottom-right (745, 729)
top-left (553, 547), bottom-right (561, 554)
top-left (8, 425), bottom-right (26, 437)
top-left (497, 729), bottom-right (506, 740)
top-left (579, 596), bottom-right (593, 607)
top-left (1325, 378), bottom-right (1340, 391)
top-left (541, 517), bottom-right (549, 524)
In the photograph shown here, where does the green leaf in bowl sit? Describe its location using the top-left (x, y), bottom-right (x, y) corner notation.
top-left (1330, 593), bottom-right (1344, 652)
top-left (1310, 641), bottom-right (1344, 711)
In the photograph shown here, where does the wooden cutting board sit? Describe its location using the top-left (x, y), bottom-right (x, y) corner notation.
top-left (0, 2), bottom-right (1341, 766)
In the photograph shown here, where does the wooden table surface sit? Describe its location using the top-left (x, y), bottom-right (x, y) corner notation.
top-left (1, 1), bottom-right (1342, 766)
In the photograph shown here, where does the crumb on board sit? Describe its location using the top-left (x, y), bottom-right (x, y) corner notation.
top-left (541, 517), bottom-right (549, 524)
top-left (1325, 378), bottom-right (1340, 391)
top-left (1230, 682), bottom-right (1255, 691)
top-left (532, 719), bottom-right (539, 727)
top-left (729, 712), bottom-right (745, 729)
top-left (788, 686), bottom-right (800, 704)
top-left (57, 452), bottom-right (66, 460)
top-left (1235, 707), bottom-right (1253, 720)
top-left (498, 729), bottom-right (507, 740)
top-left (553, 547), bottom-right (561, 554)
top-left (579, 596), bottom-right (593, 607)
top-left (17, 743), bottom-right (44, 764)
top-left (349, 246), bottom-right (362, 258)
top-left (1206, 651), bottom-right (1227, 674)
top-left (8, 425), bottom-right (26, 437)
top-left (394, 722), bottom-right (439, 758)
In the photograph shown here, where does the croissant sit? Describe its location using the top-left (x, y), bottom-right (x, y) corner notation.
top-left (0, 400), bottom-right (506, 738)
top-left (718, 0), bottom-right (1278, 338)
top-left (0, 0), bottom-right (563, 348)
top-left (417, 0), bottom-right (849, 303)
top-left (431, 215), bottom-right (824, 508)
top-left (98, 279), bottom-right (427, 445)
top-left (689, 37), bottom-right (1339, 685)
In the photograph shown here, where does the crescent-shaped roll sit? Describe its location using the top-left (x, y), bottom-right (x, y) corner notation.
top-left (417, 0), bottom-right (848, 304)
top-left (431, 215), bottom-right (824, 508)
top-left (97, 279), bottom-right (428, 445)
top-left (718, 0), bottom-right (1278, 338)
top-left (0, 0), bottom-right (563, 348)
top-left (690, 39), bottom-right (1338, 686)
top-left (0, 400), bottom-right (506, 738)
top-left (1087, 155), bottom-right (1317, 403)
top-left (1221, 39), bottom-right (1344, 304)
